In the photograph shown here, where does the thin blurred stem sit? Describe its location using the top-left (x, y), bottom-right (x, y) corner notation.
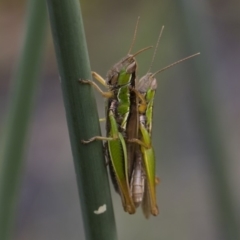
top-left (177, 0), bottom-right (240, 239)
top-left (46, 1), bottom-right (117, 240)
top-left (0, 1), bottom-right (47, 239)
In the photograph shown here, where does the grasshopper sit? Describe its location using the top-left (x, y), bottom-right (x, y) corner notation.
top-left (80, 18), bottom-right (152, 214)
top-left (129, 26), bottom-right (200, 217)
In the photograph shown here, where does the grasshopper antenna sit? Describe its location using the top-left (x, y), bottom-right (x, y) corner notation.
top-left (131, 46), bottom-right (153, 58)
top-left (121, 46), bottom-right (153, 64)
top-left (152, 53), bottom-right (200, 77)
top-left (148, 26), bottom-right (165, 73)
top-left (128, 16), bottom-right (140, 54)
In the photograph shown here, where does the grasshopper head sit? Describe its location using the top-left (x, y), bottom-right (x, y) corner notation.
top-left (137, 73), bottom-right (157, 94)
top-left (122, 54), bottom-right (137, 74)
top-left (106, 55), bottom-right (137, 88)
top-left (105, 46), bottom-right (152, 89)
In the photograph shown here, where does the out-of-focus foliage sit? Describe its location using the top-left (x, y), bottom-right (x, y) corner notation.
top-left (0, 1), bottom-right (47, 240)
top-left (0, 0), bottom-right (239, 240)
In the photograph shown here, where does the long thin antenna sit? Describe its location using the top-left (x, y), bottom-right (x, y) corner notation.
top-left (128, 16), bottom-right (140, 54)
top-left (148, 26), bottom-right (165, 73)
top-left (152, 52), bottom-right (200, 77)
top-left (131, 46), bottom-right (153, 58)
top-left (121, 46), bottom-right (153, 64)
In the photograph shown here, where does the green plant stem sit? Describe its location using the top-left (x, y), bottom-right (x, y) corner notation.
top-left (46, 1), bottom-right (117, 240)
top-left (0, 1), bottom-right (47, 239)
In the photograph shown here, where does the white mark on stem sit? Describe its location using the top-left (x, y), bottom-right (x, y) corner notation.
top-left (94, 204), bottom-right (107, 214)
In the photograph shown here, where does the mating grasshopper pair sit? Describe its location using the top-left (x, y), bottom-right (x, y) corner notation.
top-left (80, 19), bottom-right (199, 218)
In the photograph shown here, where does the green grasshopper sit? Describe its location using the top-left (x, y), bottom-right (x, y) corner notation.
top-left (129, 26), bottom-right (200, 217)
top-left (80, 18), bottom-right (152, 214)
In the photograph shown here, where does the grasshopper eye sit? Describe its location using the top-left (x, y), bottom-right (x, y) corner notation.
top-left (149, 77), bottom-right (157, 90)
top-left (126, 61), bottom-right (136, 74)
top-left (108, 72), bottom-right (119, 85)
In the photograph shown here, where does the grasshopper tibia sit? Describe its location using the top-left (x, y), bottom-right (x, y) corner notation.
top-left (79, 79), bottom-right (113, 98)
top-left (81, 136), bottom-right (118, 144)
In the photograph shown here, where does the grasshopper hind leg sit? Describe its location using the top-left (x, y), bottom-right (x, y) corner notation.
top-left (103, 140), bottom-right (120, 193)
top-left (108, 158), bottom-right (120, 194)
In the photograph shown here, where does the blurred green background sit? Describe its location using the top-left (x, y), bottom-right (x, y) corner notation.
top-left (0, 0), bottom-right (240, 239)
